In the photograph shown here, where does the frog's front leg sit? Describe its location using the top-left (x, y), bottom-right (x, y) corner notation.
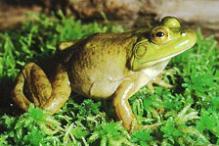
top-left (12, 63), bottom-right (71, 114)
top-left (113, 79), bottom-right (139, 132)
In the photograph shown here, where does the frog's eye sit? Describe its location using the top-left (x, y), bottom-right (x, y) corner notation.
top-left (162, 16), bottom-right (181, 31)
top-left (151, 27), bottom-right (168, 45)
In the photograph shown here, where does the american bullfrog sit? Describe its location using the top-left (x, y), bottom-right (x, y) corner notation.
top-left (12, 17), bottom-right (196, 131)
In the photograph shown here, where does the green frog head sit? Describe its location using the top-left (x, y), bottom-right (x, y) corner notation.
top-left (130, 16), bottom-right (197, 70)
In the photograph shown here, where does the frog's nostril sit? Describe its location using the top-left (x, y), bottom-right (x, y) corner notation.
top-left (179, 27), bottom-right (189, 35)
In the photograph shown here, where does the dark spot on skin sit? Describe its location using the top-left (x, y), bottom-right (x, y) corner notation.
top-left (144, 32), bottom-right (152, 40)
top-left (56, 84), bottom-right (62, 88)
top-left (17, 89), bottom-right (22, 92)
top-left (89, 44), bottom-right (94, 47)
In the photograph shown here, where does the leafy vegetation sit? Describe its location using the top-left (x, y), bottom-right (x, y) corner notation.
top-left (0, 13), bottom-right (218, 146)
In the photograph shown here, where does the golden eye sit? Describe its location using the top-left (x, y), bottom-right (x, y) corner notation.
top-left (151, 27), bottom-right (168, 44)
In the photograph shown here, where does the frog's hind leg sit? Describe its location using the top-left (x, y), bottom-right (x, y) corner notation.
top-left (12, 63), bottom-right (71, 114)
top-left (12, 63), bottom-right (52, 111)
top-left (11, 69), bottom-right (31, 111)
top-left (41, 64), bottom-right (71, 114)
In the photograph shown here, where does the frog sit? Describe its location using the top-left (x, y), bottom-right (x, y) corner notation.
top-left (12, 16), bottom-right (196, 132)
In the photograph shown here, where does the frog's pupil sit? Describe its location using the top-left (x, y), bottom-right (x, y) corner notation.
top-left (156, 32), bottom-right (164, 37)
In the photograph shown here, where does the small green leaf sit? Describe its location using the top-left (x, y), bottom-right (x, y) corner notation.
top-left (71, 127), bottom-right (88, 139)
top-left (131, 129), bottom-right (153, 146)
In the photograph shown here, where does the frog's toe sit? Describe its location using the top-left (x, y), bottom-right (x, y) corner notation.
top-left (129, 118), bottom-right (142, 132)
top-left (153, 78), bottom-right (173, 88)
top-left (147, 74), bottom-right (173, 92)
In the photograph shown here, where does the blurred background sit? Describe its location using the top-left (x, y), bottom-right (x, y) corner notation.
top-left (0, 0), bottom-right (219, 40)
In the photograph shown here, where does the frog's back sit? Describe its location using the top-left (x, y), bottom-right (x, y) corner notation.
top-left (67, 33), bottom-right (137, 98)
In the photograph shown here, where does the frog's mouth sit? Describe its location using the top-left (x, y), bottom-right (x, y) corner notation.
top-left (147, 48), bottom-right (188, 65)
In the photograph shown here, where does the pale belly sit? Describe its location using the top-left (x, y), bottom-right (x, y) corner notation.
top-left (71, 76), bottom-right (124, 99)
top-left (70, 60), bottom-right (169, 99)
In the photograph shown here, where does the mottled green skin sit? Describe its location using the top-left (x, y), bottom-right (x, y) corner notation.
top-left (12, 17), bottom-right (196, 131)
